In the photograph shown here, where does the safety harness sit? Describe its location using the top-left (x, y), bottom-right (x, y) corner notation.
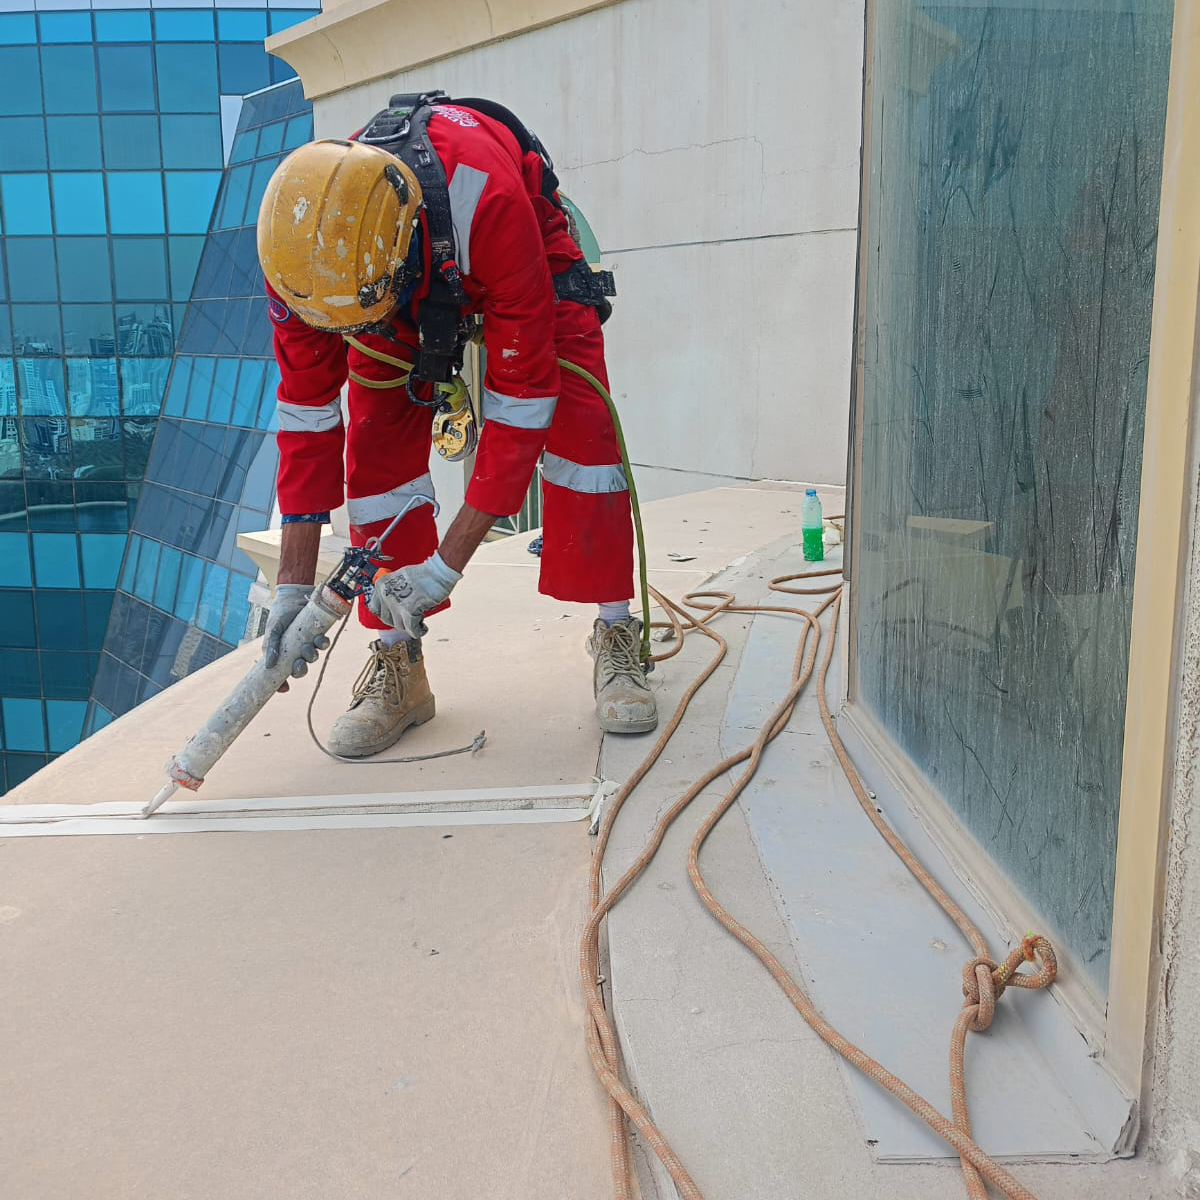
top-left (354, 90), bottom-right (617, 387)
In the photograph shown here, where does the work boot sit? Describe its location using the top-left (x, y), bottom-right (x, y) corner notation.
top-left (327, 639), bottom-right (436, 758)
top-left (587, 617), bottom-right (658, 734)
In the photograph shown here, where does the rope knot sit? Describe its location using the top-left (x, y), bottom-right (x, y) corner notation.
top-left (960, 937), bottom-right (1058, 1034)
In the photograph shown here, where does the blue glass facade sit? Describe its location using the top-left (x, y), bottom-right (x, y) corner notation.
top-left (0, 8), bottom-right (316, 791)
top-left (86, 80), bottom-right (311, 735)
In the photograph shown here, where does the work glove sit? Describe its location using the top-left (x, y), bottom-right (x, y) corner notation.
top-left (367, 552), bottom-right (461, 639)
top-left (262, 583), bottom-right (329, 677)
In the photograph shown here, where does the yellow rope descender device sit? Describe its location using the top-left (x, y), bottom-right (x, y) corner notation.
top-left (344, 334), bottom-right (479, 462)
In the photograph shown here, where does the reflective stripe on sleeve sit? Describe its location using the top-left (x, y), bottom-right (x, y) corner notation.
top-left (447, 164), bottom-right (489, 275)
top-left (481, 386), bottom-right (557, 430)
top-left (541, 452), bottom-right (628, 495)
top-left (276, 396), bottom-right (343, 433)
top-left (346, 472), bottom-right (435, 525)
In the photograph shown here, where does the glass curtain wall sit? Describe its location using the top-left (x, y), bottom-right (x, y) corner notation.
top-left (0, 5), bottom-right (316, 790)
top-left (86, 80), bottom-right (312, 733)
top-left (852, 1), bottom-right (1174, 989)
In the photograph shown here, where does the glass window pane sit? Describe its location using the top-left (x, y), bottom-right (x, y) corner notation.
top-left (168, 236), bottom-right (206, 302)
top-left (0, 48), bottom-right (41, 117)
top-left (43, 650), bottom-right (96, 698)
top-left (7, 239), bottom-right (58, 303)
top-left (120, 416), bottom-right (153, 476)
top-left (270, 11), bottom-right (319, 35)
top-left (282, 112), bottom-right (314, 152)
top-left (155, 10), bottom-right (214, 42)
top-left (119, 358), bottom-right (169, 416)
top-left (0, 117), bottom-right (46, 169)
top-left (187, 355), bottom-right (215, 418)
top-left (67, 357), bottom-right (119, 416)
top-left (38, 12), bottom-right (92, 43)
top-left (32, 531), bottom-right (80, 588)
top-left (221, 585), bottom-right (250, 645)
top-left (153, 543), bottom-right (181, 611)
top-left (217, 11), bottom-right (268, 40)
top-left (36, 589), bottom-right (85, 649)
top-left (62, 307), bottom-right (117, 357)
top-left (20, 416), bottom-right (71, 478)
top-left (16, 358), bottom-right (66, 416)
top-left (51, 173), bottom-right (107, 235)
top-left (218, 43), bottom-right (270, 98)
top-left (174, 553), bottom-right (203, 622)
top-left (217, 163), bottom-right (253, 229)
top-left (133, 536), bottom-right (160, 601)
top-left (102, 114), bottom-right (160, 170)
top-left (0, 649), bottom-right (40, 697)
top-left (156, 44), bottom-right (219, 114)
top-left (98, 46), bottom-right (155, 113)
top-left (232, 359), bottom-right (266, 426)
top-left (2, 698), bottom-right (45, 751)
top-left (47, 114), bottom-right (102, 170)
top-left (116, 304), bottom-right (174, 356)
top-left (162, 357), bottom-right (191, 417)
top-left (70, 417), bottom-right (125, 480)
top-left (0, 14), bottom-right (37, 45)
top-left (165, 171), bottom-right (222, 236)
top-left (11, 306), bottom-right (62, 355)
top-left (1, 174), bottom-right (52, 235)
top-left (256, 120), bottom-right (285, 157)
top-left (106, 173), bottom-right (165, 235)
top-left (196, 562), bottom-right (229, 636)
top-left (45, 699), bottom-right (86, 753)
top-left (4, 752), bottom-right (48, 789)
top-left (80, 531), bottom-right (126, 590)
top-left (229, 129), bottom-right (256, 164)
top-left (0, 359), bottom-right (13, 415)
top-left (161, 115), bottom-right (223, 170)
top-left (0, 533), bottom-right (32, 586)
top-left (0, 589), bottom-right (36, 648)
top-left (208, 356), bottom-right (239, 423)
top-left (83, 591), bottom-right (113, 653)
top-left (40, 46), bottom-right (97, 115)
top-left (94, 11), bottom-right (152, 42)
top-left (57, 237), bottom-right (113, 302)
top-left (111, 237), bottom-right (168, 300)
top-left (246, 159), bottom-right (277, 229)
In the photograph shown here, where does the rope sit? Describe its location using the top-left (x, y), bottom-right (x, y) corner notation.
top-left (579, 572), bottom-right (1059, 1200)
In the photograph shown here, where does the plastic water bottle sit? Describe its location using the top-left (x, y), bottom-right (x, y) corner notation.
top-left (802, 488), bottom-right (824, 562)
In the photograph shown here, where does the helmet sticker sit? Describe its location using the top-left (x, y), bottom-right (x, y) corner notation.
top-left (268, 297), bottom-right (292, 324)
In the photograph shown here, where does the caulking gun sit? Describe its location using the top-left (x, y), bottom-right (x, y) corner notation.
top-left (142, 495), bottom-right (437, 818)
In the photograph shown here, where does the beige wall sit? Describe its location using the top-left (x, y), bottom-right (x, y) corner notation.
top-left (271, 0), bottom-right (865, 500)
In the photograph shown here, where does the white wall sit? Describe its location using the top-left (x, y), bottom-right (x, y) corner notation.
top-left (314, 0), bottom-right (864, 500)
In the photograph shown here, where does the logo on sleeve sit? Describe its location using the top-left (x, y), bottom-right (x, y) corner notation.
top-left (434, 105), bottom-right (480, 128)
top-left (268, 297), bottom-right (292, 323)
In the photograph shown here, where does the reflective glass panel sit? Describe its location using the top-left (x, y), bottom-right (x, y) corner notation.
top-left (2, 174), bottom-right (52, 235)
top-left (40, 46), bottom-right (97, 114)
top-left (0, 117), bottom-right (47, 169)
top-left (16, 358), bottom-right (66, 416)
top-left (0, 14), bottom-right (37, 45)
top-left (31, 532), bottom-right (80, 588)
top-left (67, 358), bottom-right (119, 417)
top-left (106, 173), bottom-right (165, 235)
top-left (36, 590), bottom-right (85, 650)
top-left (62, 308), bottom-right (117, 357)
top-left (111, 238), bottom-right (169, 300)
top-left (165, 172), bottom-right (222, 234)
top-left (2, 698), bottom-right (44, 751)
top-left (156, 44), bottom-right (218, 114)
top-left (0, 649), bottom-right (40, 697)
top-left (218, 44), bottom-right (269, 97)
top-left (7, 239), bottom-right (58, 302)
top-left (45, 698), bottom-right (85, 752)
top-left (80, 533), bottom-right (125, 590)
top-left (56, 237), bottom-right (112, 301)
top-left (0, 48), bottom-right (41, 117)
top-left (11, 306), bottom-right (62, 355)
top-left (51, 173), bottom-right (107, 235)
top-left (154, 11), bottom-right (214, 42)
top-left (38, 12), bottom-right (92, 43)
top-left (97, 46), bottom-right (155, 113)
top-left (101, 115), bottom-right (161, 170)
top-left (47, 115), bottom-right (102, 170)
top-left (70, 418), bottom-right (125, 480)
top-left (93, 11), bottom-right (152, 42)
top-left (0, 589), bottom-right (37, 648)
top-left (161, 115), bottom-right (223, 170)
top-left (0, 533), bottom-right (32, 586)
top-left (119, 358), bottom-right (169, 416)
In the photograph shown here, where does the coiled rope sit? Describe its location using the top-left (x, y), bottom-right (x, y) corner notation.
top-left (579, 569), bottom-right (1057, 1200)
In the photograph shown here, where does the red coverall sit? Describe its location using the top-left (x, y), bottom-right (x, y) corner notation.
top-left (267, 104), bottom-right (634, 630)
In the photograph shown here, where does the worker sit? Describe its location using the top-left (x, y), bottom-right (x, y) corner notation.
top-left (255, 93), bottom-right (657, 758)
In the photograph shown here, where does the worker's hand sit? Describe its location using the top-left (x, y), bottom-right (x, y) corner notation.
top-left (263, 583), bottom-right (328, 679)
top-left (367, 552), bottom-right (462, 639)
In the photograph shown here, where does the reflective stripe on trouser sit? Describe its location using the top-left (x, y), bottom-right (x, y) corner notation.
top-left (345, 335), bottom-right (448, 631)
top-left (537, 298), bottom-right (634, 603)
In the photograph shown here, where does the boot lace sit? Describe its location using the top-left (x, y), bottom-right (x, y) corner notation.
top-left (350, 643), bottom-right (406, 707)
top-left (597, 621), bottom-right (645, 686)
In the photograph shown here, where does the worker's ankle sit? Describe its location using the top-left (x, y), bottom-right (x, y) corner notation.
top-left (597, 601), bottom-right (631, 626)
top-left (380, 628), bottom-right (422, 658)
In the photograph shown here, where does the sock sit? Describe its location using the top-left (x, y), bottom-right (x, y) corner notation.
top-left (380, 627), bottom-right (419, 648)
top-left (597, 601), bottom-right (631, 626)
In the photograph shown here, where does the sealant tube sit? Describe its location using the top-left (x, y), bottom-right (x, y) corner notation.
top-left (142, 586), bottom-right (349, 816)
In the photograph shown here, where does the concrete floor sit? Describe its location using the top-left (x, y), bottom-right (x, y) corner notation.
top-left (2, 480), bottom-right (1170, 1199)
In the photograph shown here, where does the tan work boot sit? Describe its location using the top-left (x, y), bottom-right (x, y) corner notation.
top-left (327, 639), bottom-right (436, 758)
top-left (587, 617), bottom-right (658, 734)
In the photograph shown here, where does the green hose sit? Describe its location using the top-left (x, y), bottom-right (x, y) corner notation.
top-left (556, 357), bottom-right (652, 666)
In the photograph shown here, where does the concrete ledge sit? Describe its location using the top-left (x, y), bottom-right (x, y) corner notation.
top-left (266, 0), bottom-right (627, 99)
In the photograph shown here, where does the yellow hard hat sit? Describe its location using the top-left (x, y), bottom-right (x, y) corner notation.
top-left (257, 138), bottom-right (422, 332)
